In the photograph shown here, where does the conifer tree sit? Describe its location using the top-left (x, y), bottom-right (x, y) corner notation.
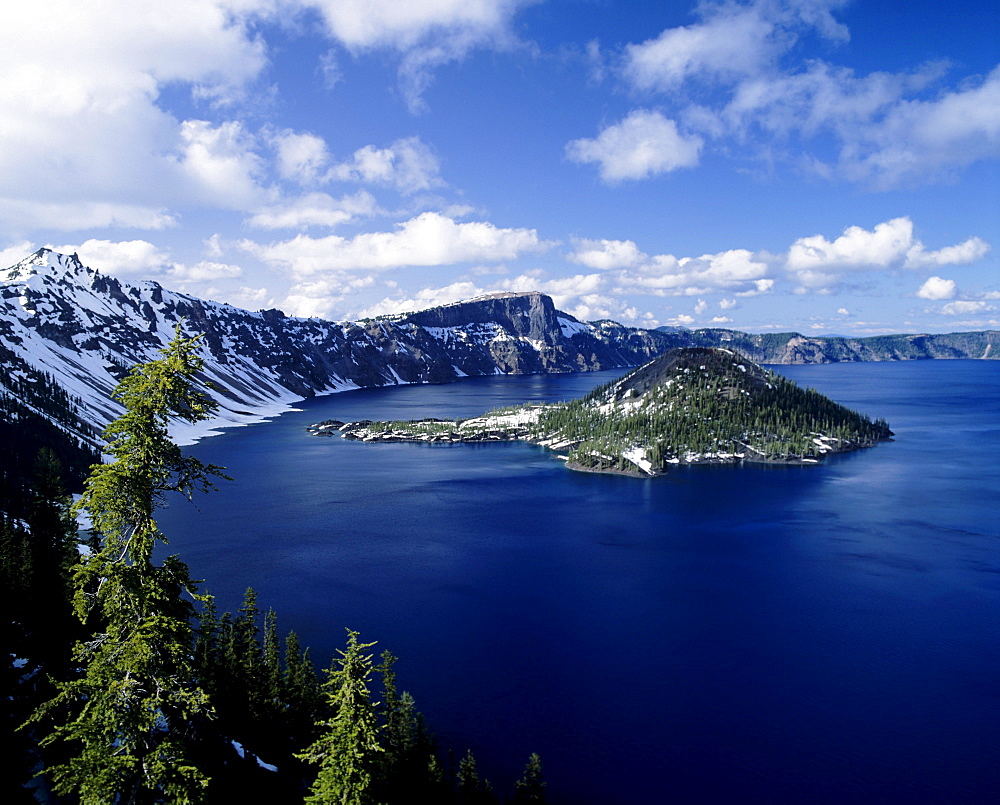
top-left (512, 753), bottom-right (546, 803)
top-left (24, 326), bottom-right (227, 803)
top-left (298, 630), bottom-right (384, 805)
top-left (457, 749), bottom-right (497, 804)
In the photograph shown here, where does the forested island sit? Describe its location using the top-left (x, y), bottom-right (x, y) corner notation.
top-left (309, 348), bottom-right (893, 477)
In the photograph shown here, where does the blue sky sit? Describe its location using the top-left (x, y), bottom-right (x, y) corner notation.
top-left (1, 0), bottom-right (997, 334)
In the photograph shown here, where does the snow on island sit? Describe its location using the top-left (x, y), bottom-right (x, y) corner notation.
top-left (307, 348), bottom-right (893, 478)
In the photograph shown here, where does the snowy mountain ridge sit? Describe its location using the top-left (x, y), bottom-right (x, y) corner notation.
top-left (0, 249), bottom-right (670, 447)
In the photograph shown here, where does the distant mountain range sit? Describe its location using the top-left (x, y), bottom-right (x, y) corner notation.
top-left (0, 248), bottom-right (996, 501)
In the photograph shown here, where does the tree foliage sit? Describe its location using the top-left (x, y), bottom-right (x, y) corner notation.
top-left (298, 630), bottom-right (384, 805)
top-left (25, 326), bottom-right (227, 803)
top-left (10, 326), bottom-right (543, 803)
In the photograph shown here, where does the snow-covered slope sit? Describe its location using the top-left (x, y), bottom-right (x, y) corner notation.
top-left (0, 249), bottom-right (671, 447)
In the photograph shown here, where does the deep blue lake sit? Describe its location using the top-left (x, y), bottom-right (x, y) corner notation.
top-left (156, 360), bottom-right (1000, 803)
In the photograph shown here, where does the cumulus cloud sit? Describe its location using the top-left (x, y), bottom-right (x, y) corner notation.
top-left (247, 191), bottom-right (378, 229)
top-left (53, 238), bottom-right (243, 283)
top-left (616, 248), bottom-right (772, 297)
top-left (624, 4), bottom-right (781, 91)
top-left (328, 137), bottom-right (443, 194)
top-left (241, 212), bottom-right (548, 276)
top-left (569, 238), bottom-right (645, 269)
top-left (938, 300), bottom-right (993, 316)
top-left (306, 0), bottom-right (535, 111)
top-left (52, 239), bottom-right (171, 275)
top-left (281, 275), bottom-right (378, 319)
top-left (786, 217), bottom-right (991, 289)
top-left (177, 120), bottom-right (267, 208)
top-left (788, 218), bottom-right (917, 273)
top-left (221, 285), bottom-right (272, 311)
top-left (355, 280), bottom-right (486, 319)
top-left (606, 0), bottom-right (999, 189)
top-left (270, 131), bottom-right (444, 195)
top-left (0, 1), bottom-right (273, 231)
top-left (905, 236), bottom-right (991, 269)
top-left (566, 110), bottom-right (703, 183)
top-left (274, 131), bottom-right (332, 185)
top-left (556, 216), bottom-right (989, 308)
top-left (0, 241), bottom-right (37, 269)
top-left (916, 276), bottom-right (957, 301)
top-left (170, 261), bottom-right (243, 282)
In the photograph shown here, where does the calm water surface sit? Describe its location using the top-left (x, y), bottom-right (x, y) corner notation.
top-left (156, 361), bottom-right (1000, 803)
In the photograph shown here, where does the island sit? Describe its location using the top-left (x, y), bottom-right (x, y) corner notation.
top-left (307, 347), bottom-right (893, 477)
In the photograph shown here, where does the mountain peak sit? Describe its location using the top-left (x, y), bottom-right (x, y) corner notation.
top-left (3, 248), bottom-right (94, 285)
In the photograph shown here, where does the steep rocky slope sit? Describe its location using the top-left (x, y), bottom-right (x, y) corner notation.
top-left (677, 327), bottom-right (998, 363)
top-left (0, 250), bottom-right (671, 450)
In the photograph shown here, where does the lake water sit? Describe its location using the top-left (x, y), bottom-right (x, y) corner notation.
top-left (155, 360), bottom-right (1000, 803)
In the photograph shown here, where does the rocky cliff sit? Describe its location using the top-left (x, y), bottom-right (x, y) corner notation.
top-left (678, 327), bottom-right (998, 363)
top-left (0, 250), bottom-right (671, 451)
top-left (1, 248), bottom-right (994, 465)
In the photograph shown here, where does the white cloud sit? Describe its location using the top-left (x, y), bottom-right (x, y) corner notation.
top-left (0, 1), bottom-right (273, 231)
top-left (0, 241), bottom-right (37, 269)
top-left (274, 130), bottom-right (331, 185)
top-left (624, 5), bottom-right (779, 91)
top-left (52, 239), bottom-right (171, 275)
top-left (282, 275), bottom-right (378, 319)
top-left (222, 286), bottom-right (272, 311)
top-left (617, 248), bottom-right (771, 297)
top-left (786, 217), bottom-right (991, 289)
top-left (938, 300), bottom-right (993, 316)
top-left (355, 280), bottom-right (485, 319)
top-left (170, 261), bottom-right (243, 282)
top-left (709, 316), bottom-right (732, 324)
top-left (694, 299), bottom-right (708, 314)
top-left (916, 276), bottom-right (957, 301)
top-left (241, 212), bottom-right (547, 275)
top-left (612, 0), bottom-right (999, 189)
top-left (840, 66), bottom-right (1000, 188)
top-left (836, 307), bottom-right (849, 315)
top-left (0, 200), bottom-right (176, 234)
top-left (905, 237), bottom-right (991, 269)
top-left (719, 298), bottom-right (737, 309)
top-left (177, 120), bottom-right (267, 208)
top-left (788, 218), bottom-right (916, 272)
top-left (328, 137), bottom-right (443, 194)
top-left (52, 238), bottom-right (243, 282)
top-left (305, 0), bottom-right (534, 111)
top-left (247, 191), bottom-right (378, 229)
top-left (569, 238), bottom-right (645, 270)
top-left (566, 110), bottom-right (702, 183)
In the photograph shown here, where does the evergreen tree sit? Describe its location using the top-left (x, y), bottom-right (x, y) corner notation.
top-left (24, 326), bottom-right (227, 803)
top-left (456, 749), bottom-right (497, 804)
top-left (512, 753), bottom-right (546, 804)
top-left (298, 630), bottom-right (384, 805)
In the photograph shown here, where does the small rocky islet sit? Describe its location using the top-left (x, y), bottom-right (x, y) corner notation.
top-left (308, 347), bottom-right (893, 477)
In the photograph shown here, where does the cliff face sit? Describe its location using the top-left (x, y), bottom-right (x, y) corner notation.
top-left (2, 248), bottom-right (994, 459)
top-left (0, 250), bottom-right (670, 447)
top-left (682, 328), bottom-right (999, 363)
